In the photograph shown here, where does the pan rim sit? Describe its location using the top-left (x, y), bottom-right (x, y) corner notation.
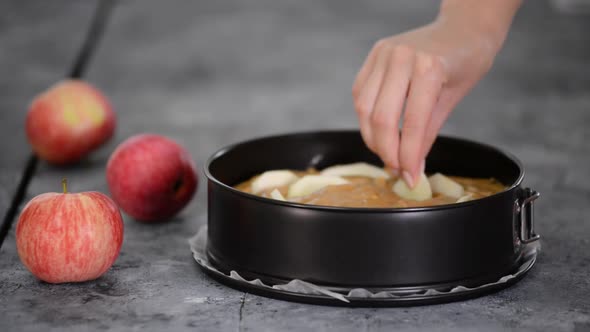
top-left (204, 129), bottom-right (525, 213)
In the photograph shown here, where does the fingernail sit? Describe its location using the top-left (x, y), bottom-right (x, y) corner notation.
top-left (402, 171), bottom-right (415, 188)
top-left (387, 167), bottom-right (399, 177)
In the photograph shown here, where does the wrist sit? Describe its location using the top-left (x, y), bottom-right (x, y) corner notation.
top-left (437, 0), bottom-right (522, 53)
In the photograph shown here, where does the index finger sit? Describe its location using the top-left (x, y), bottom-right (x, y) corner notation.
top-left (399, 53), bottom-right (444, 186)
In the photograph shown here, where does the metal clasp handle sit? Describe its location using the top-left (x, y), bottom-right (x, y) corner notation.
top-left (517, 188), bottom-right (541, 244)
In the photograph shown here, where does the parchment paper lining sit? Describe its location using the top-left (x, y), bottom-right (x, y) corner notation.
top-left (189, 226), bottom-right (539, 303)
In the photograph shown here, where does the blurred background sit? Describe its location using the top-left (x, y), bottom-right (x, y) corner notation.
top-left (0, 0), bottom-right (589, 330)
top-left (1, 0), bottom-right (588, 200)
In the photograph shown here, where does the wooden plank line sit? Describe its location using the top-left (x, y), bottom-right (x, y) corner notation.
top-left (238, 293), bottom-right (247, 332)
top-left (69, 0), bottom-right (116, 79)
top-left (0, 156), bottom-right (38, 249)
top-left (0, 0), bottom-right (116, 249)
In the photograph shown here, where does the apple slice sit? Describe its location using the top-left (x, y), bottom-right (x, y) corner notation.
top-left (456, 194), bottom-right (474, 203)
top-left (270, 189), bottom-right (286, 201)
top-left (287, 175), bottom-right (349, 198)
top-left (320, 162), bottom-right (390, 179)
top-left (428, 173), bottom-right (465, 198)
top-left (392, 173), bottom-right (432, 201)
top-left (252, 170), bottom-right (299, 194)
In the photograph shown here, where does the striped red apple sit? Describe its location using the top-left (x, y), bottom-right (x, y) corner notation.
top-left (106, 134), bottom-right (198, 222)
top-left (26, 79), bottom-right (115, 165)
top-left (16, 180), bottom-right (124, 283)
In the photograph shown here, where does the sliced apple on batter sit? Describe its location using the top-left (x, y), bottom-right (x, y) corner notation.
top-left (287, 175), bottom-right (349, 198)
top-left (392, 173), bottom-right (432, 201)
top-left (270, 188), bottom-right (286, 201)
top-left (320, 162), bottom-right (390, 179)
top-left (251, 170), bottom-right (299, 194)
top-left (456, 194), bottom-right (474, 203)
top-left (428, 173), bottom-right (465, 199)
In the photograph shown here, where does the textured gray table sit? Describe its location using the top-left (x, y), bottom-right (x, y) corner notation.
top-left (1, 1), bottom-right (589, 331)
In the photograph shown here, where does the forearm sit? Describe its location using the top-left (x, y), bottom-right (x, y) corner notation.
top-left (438, 0), bottom-right (522, 52)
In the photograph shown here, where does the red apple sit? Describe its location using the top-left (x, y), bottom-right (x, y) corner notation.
top-left (26, 79), bottom-right (116, 165)
top-left (16, 180), bottom-right (124, 283)
top-left (106, 134), bottom-right (198, 222)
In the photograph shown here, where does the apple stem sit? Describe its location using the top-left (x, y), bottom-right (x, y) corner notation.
top-left (62, 178), bottom-right (68, 194)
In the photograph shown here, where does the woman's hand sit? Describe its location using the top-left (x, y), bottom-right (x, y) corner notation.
top-left (352, 0), bottom-right (521, 187)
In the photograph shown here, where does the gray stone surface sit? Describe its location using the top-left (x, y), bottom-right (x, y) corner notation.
top-left (0, 1), bottom-right (97, 216)
top-left (1, 0), bottom-right (589, 331)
